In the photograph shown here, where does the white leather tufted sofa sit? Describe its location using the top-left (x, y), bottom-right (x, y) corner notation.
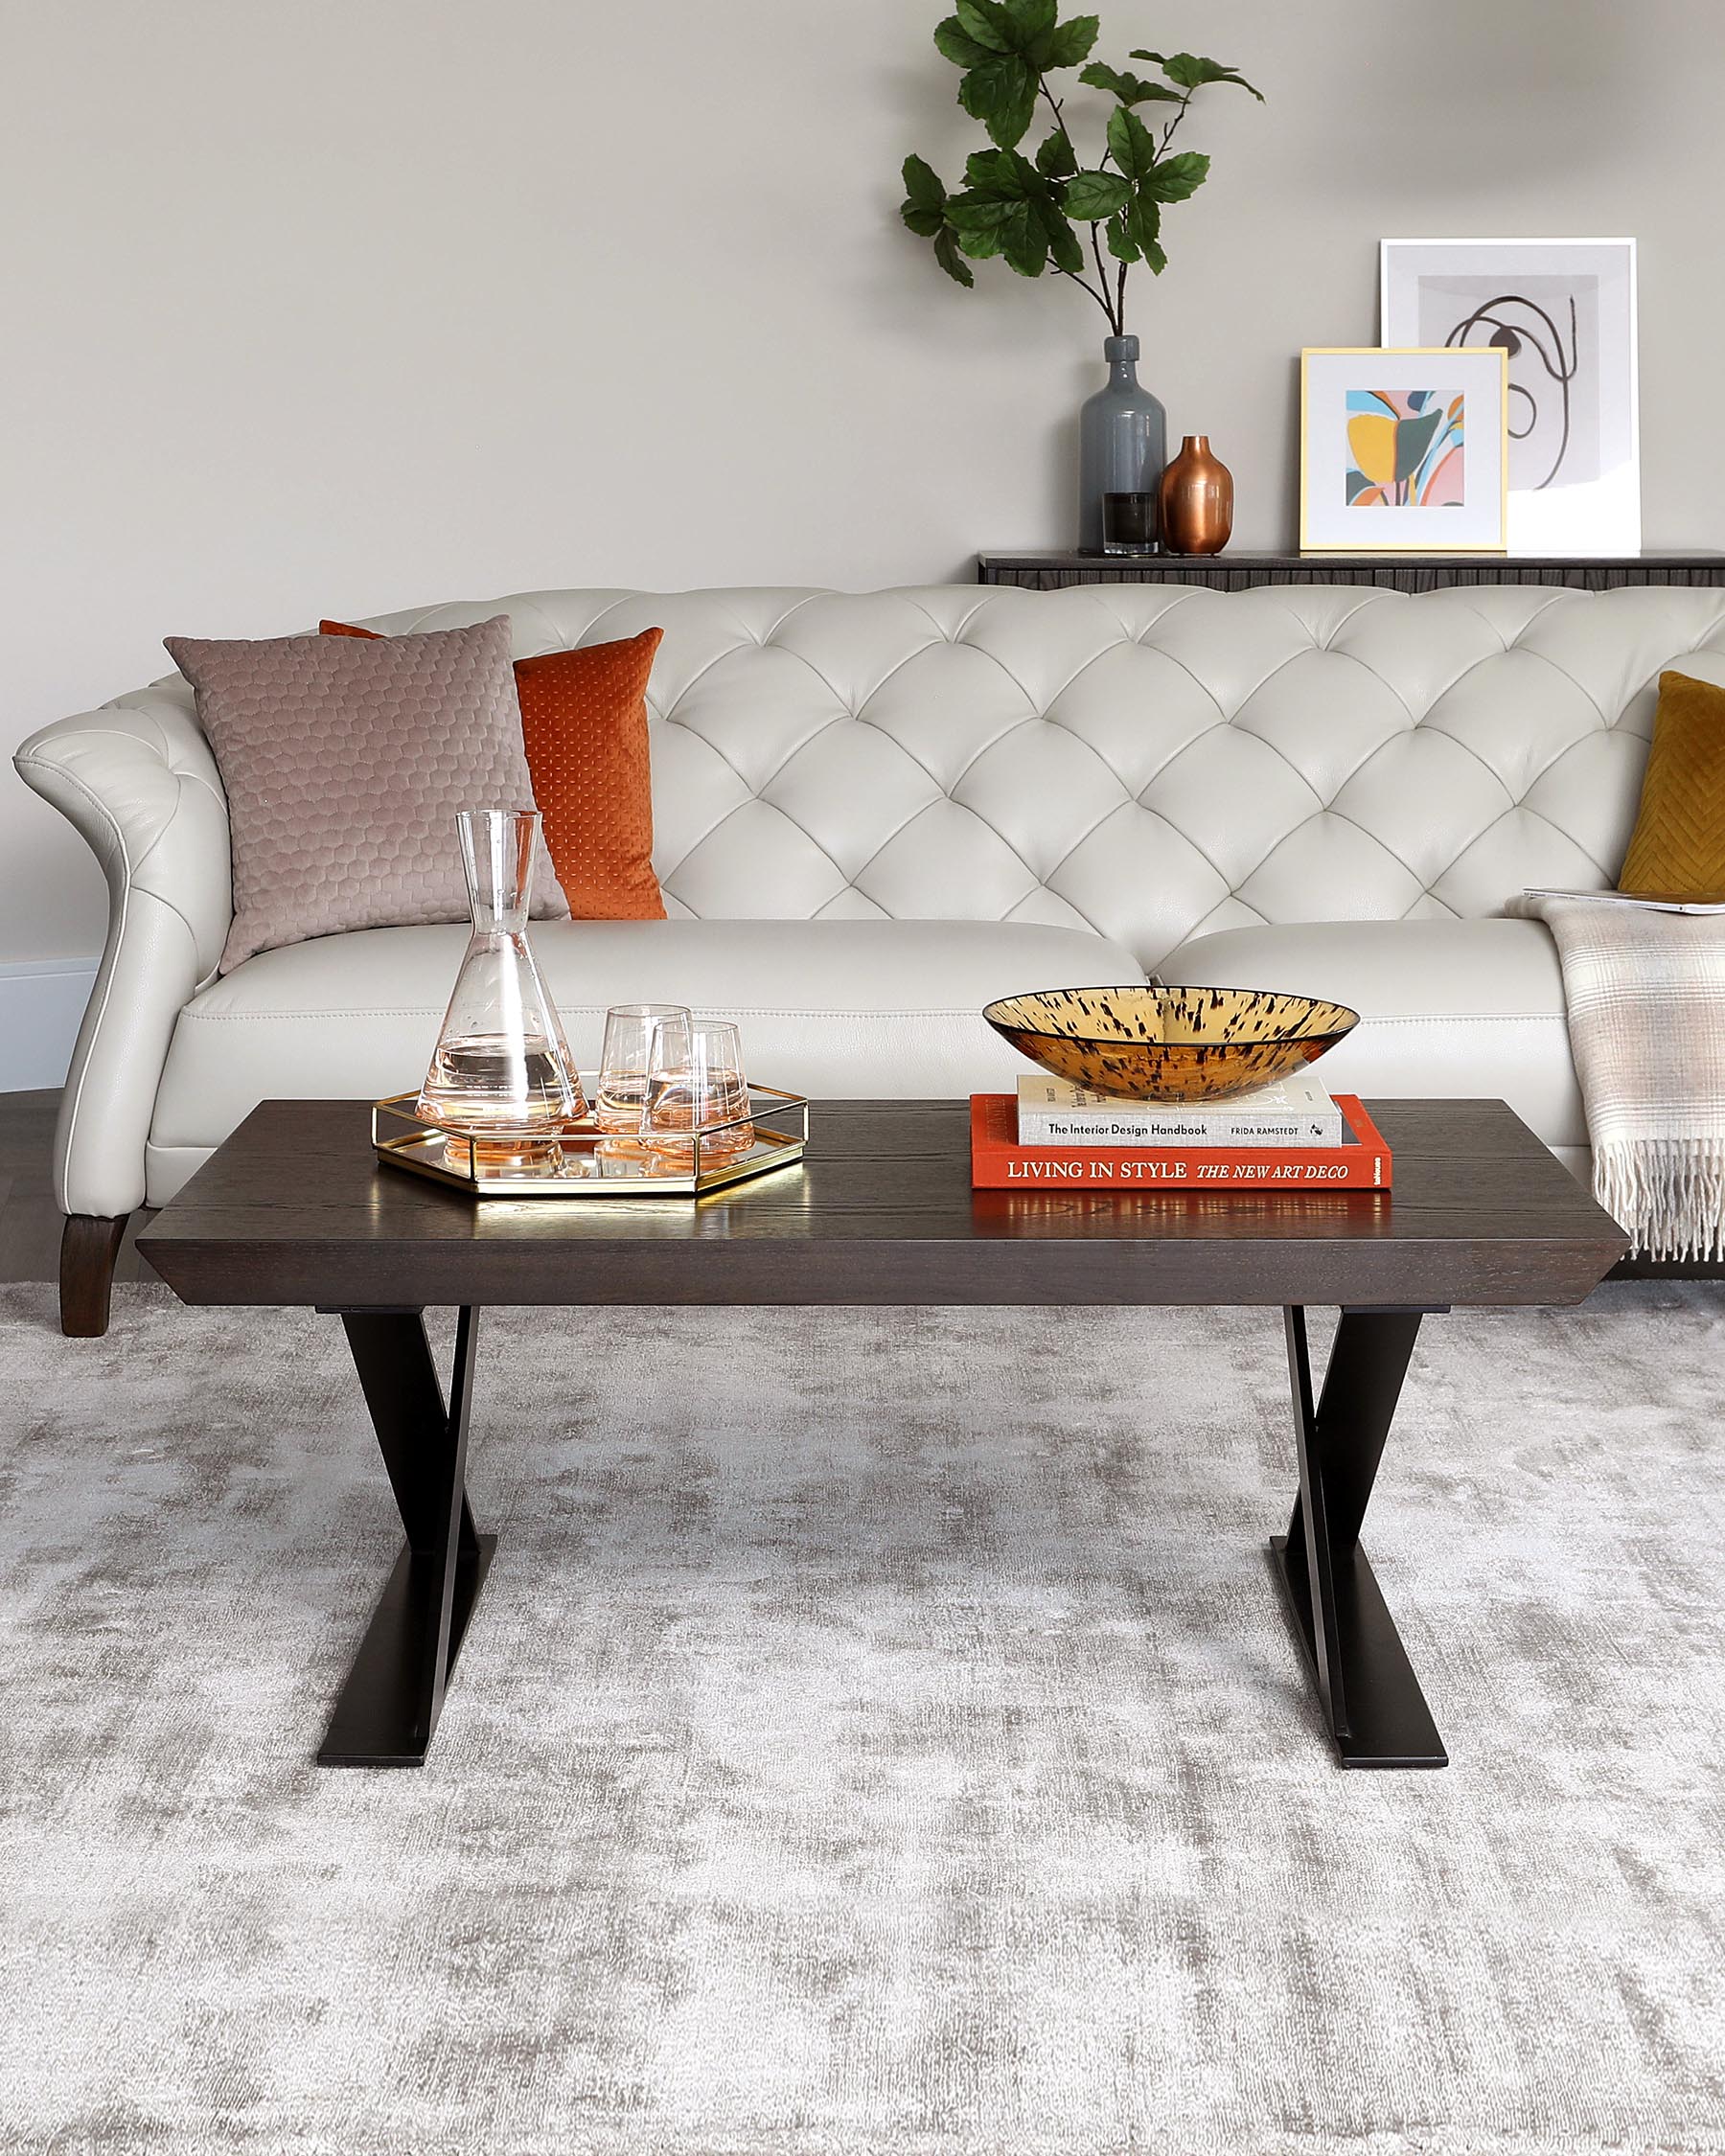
top-left (20, 579), bottom-right (1725, 1329)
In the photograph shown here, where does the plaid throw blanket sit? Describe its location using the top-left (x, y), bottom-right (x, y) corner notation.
top-left (1511, 893), bottom-right (1725, 1258)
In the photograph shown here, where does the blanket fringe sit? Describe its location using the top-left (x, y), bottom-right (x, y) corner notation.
top-left (1593, 1136), bottom-right (1725, 1261)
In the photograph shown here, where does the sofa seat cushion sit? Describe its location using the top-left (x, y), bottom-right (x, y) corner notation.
top-left (146, 917), bottom-right (1145, 1199)
top-left (1163, 919), bottom-right (1584, 1149)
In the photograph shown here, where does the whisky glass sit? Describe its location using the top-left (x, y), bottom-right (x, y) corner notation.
top-left (644, 1019), bottom-right (754, 1166)
top-left (595, 1003), bottom-right (692, 1146)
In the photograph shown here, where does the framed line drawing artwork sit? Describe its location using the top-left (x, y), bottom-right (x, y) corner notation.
top-left (1300, 347), bottom-right (1508, 553)
top-left (1380, 238), bottom-right (1640, 556)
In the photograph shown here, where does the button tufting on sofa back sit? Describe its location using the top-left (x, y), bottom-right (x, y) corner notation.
top-left (150, 583), bottom-right (1725, 975)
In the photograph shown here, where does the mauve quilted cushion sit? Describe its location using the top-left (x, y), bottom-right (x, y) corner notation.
top-left (165, 615), bottom-right (569, 973)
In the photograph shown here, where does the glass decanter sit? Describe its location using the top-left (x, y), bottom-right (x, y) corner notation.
top-left (417, 809), bottom-right (585, 1142)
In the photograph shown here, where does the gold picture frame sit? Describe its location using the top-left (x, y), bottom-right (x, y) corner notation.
top-left (1300, 347), bottom-right (1509, 554)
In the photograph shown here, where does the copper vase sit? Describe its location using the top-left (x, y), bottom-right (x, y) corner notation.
top-left (1160, 436), bottom-right (1233, 556)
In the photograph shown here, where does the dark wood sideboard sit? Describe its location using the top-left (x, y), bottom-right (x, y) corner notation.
top-left (978, 552), bottom-right (1725, 594)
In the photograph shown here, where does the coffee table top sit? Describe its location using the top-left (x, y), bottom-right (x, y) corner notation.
top-left (137, 1097), bottom-right (1626, 1311)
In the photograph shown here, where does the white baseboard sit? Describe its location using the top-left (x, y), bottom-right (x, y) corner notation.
top-left (0, 958), bottom-right (98, 1091)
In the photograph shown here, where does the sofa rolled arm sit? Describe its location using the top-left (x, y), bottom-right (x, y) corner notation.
top-left (13, 688), bottom-right (232, 1217)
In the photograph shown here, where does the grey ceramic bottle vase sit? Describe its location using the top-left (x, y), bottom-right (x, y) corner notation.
top-left (1077, 333), bottom-right (1167, 553)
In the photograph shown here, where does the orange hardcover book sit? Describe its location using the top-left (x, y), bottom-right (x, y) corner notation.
top-left (969, 1092), bottom-right (1392, 1190)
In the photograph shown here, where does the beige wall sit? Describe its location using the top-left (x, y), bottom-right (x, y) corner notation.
top-left (3, 0), bottom-right (1720, 968)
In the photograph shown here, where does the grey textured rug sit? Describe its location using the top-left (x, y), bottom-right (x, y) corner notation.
top-left (2, 1283), bottom-right (1723, 2156)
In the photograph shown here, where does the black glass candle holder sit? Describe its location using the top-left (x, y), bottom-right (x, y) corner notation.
top-left (1102, 491), bottom-right (1160, 555)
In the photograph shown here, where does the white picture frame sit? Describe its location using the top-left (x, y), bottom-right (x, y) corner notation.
top-left (1380, 238), bottom-right (1640, 557)
top-left (1300, 347), bottom-right (1508, 554)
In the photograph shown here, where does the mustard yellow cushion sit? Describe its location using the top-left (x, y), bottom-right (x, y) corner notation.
top-left (1617, 670), bottom-right (1725, 902)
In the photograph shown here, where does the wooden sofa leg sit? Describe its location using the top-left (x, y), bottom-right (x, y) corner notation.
top-left (60, 1214), bottom-right (129, 1338)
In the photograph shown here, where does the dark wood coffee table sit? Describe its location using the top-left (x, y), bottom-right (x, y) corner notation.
top-left (138, 1098), bottom-right (1626, 1773)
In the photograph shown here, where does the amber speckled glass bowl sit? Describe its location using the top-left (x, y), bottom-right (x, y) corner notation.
top-left (982, 984), bottom-right (1360, 1104)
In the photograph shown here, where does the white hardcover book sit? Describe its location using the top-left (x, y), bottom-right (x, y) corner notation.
top-left (1015, 1071), bottom-right (1344, 1147)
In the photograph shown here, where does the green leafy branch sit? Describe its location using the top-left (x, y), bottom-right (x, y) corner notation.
top-left (898, 1), bottom-right (1262, 335)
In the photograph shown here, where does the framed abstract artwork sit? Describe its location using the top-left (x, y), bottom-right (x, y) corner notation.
top-left (1300, 347), bottom-right (1508, 553)
top-left (1380, 239), bottom-right (1640, 556)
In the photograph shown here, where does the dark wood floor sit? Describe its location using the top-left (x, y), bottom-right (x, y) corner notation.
top-left (0, 1090), bottom-right (156, 1285)
top-left (0, 1086), bottom-right (1713, 1289)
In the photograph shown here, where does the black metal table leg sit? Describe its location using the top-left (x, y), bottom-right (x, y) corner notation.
top-left (317, 1306), bottom-right (494, 1768)
top-left (1270, 1306), bottom-right (1448, 1770)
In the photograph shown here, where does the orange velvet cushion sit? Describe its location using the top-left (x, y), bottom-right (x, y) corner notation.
top-left (321, 619), bottom-right (666, 920)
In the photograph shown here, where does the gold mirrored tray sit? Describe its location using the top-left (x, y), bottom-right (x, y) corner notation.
top-left (373, 1083), bottom-right (809, 1199)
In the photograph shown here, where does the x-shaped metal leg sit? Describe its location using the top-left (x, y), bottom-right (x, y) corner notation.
top-left (317, 1306), bottom-right (494, 1767)
top-left (1271, 1305), bottom-right (1447, 1769)
top-left (308, 1299), bottom-right (1440, 1769)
